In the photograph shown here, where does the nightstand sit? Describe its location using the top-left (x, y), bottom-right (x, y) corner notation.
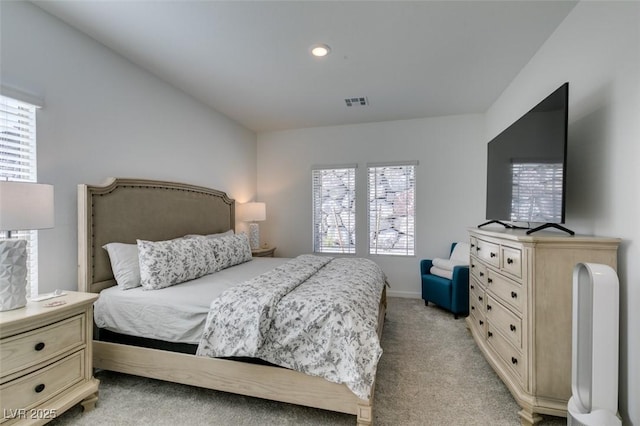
top-left (0, 291), bottom-right (99, 424)
top-left (252, 247), bottom-right (276, 257)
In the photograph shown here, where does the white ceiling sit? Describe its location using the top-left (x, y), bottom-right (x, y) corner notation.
top-left (33, 1), bottom-right (577, 133)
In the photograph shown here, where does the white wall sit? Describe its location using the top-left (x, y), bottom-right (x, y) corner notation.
top-left (257, 115), bottom-right (485, 297)
top-left (485, 2), bottom-right (640, 424)
top-left (0, 2), bottom-right (257, 294)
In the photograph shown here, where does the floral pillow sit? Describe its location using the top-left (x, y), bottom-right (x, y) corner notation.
top-left (137, 236), bottom-right (218, 290)
top-left (211, 233), bottom-right (253, 271)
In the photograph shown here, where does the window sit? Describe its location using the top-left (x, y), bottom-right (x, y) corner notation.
top-left (368, 162), bottom-right (417, 256)
top-left (0, 94), bottom-right (39, 296)
top-left (312, 166), bottom-right (356, 254)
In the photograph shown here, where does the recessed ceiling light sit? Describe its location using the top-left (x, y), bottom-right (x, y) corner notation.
top-left (310, 44), bottom-right (331, 57)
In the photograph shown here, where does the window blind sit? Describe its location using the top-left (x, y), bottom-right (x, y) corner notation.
top-left (368, 163), bottom-right (416, 256)
top-left (1, 95), bottom-right (39, 296)
top-left (312, 166), bottom-right (356, 254)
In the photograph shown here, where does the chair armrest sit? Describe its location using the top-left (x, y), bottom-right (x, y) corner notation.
top-left (451, 265), bottom-right (470, 310)
top-left (420, 259), bottom-right (434, 275)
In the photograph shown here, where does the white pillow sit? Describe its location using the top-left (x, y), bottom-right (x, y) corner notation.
top-left (103, 243), bottom-right (141, 290)
top-left (137, 236), bottom-right (218, 290)
top-left (450, 242), bottom-right (470, 264)
top-left (210, 233), bottom-right (253, 271)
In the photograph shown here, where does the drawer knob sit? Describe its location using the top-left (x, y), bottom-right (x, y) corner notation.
top-left (511, 357), bottom-right (518, 365)
top-left (511, 291), bottom-right (518, 299)
top-left (34, 342), bottom-right (46, 351)
top-left (507, 258), bottom-right (514, 264)
top-left (488, 331), bottom-right (493, 337)
top-left (490, 252), bottom-right (497, 258)
top-left (34, 383), bottom-right (46, 393)
top-left (510, 324), bottom-right (516, 332)
top-left (487, 304), bottom-right (492, 311)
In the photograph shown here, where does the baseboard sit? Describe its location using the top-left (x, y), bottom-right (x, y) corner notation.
top-left (386, 290), bottom-right (420, 299)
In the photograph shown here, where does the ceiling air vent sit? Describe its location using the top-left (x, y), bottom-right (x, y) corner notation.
top-left (345, 97), bottom-right (368, 107)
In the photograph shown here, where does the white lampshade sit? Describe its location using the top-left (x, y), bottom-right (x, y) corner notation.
top-left (237, 202), bottom-right (266, 222)
top-left (0, 181), bottom-right (54, 311)
top-left (0, 182), bottom-right (54, 231)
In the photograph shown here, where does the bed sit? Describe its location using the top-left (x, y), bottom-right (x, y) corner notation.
top-left (77, 177), bottom-right (387, 425)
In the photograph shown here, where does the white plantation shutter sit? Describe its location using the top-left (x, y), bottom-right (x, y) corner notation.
top-left (0, 95), bottom-right (39, 296)
top-left (312, 165), bottom-right (357, 254)
top-left (368, 162), bottom-right (417, 256)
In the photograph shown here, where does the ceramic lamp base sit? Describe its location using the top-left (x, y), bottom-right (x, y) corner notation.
top-left (0, 239), bottom-right (28, 311)
top-left (248, 223), bottom-right (260, 250)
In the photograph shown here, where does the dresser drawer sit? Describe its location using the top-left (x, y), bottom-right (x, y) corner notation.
top-left (470, 258), bottom-right (487, 285)
top-left (487, 324), bottom-right (525, 386)
top-left (469, 308), bottom-right (486, 338)
top-left (0, 351), bottom-right (84, 414)
top-left (476, 239), bottom-right (500, 268)
top-left (486, 296), bottom-right (522, 349)
top-left (501, 245), bottom-right (523, 279)
top-left (487, 270), bottom-right (524, 314)
top-left (1, 315), bottom-right (84, 377)
top-left (469, 279), bottom-right (484, 316)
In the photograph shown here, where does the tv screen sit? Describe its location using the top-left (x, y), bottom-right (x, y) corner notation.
top-left (485, 83), bottom-right (569, 226)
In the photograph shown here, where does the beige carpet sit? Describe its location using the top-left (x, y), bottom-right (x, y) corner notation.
top-left (50, 297), bottom-right (566, 425)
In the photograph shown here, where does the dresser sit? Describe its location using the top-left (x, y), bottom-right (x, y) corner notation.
top-left (467, 228), bottom-right (619, 425)
top-left (0, 291), bottom-right (99, 425)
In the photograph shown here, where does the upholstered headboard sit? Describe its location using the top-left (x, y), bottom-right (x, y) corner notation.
top-left (78, 178), bottom-right (235, 293)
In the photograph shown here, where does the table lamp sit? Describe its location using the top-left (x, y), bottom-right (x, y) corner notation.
top-left (0, 181), bottom-right (54, 311)
top-left (238, 202), bottom-right (266, 250)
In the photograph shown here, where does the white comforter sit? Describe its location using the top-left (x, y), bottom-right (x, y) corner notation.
top-left (196, 254), bottom-right (386, 400)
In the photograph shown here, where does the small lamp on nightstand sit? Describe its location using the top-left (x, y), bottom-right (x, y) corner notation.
top-left (0, 181), bottom-right (54, 311)
top-left (237, 202), bottom-right (266, 250)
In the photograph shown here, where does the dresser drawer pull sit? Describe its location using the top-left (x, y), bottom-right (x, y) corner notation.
top-left (490, 252), bottom-right (497, 258)
top-left (511, 291), bottom-right (518, 299)
top-left (34, 342), bottom-right (46, 351)
top-left (34, 384), bottom-right (46, 393)
top-left (507, 258), bottom-right (514, 264)
top-left (511, 357), bottom-right (518, 365)
top-left (486, 304), bottom-right (492, 311)
top-left (510, 324), bottom-right (516, 332)
top-left (487, 331), bottom-right (493, 337)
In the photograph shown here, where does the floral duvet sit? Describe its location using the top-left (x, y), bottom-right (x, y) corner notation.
top-left (196, 254), bottom-right (386, 400)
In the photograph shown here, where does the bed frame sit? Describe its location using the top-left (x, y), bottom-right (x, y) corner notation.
top-left (77, 177), bottom-right (386, 425)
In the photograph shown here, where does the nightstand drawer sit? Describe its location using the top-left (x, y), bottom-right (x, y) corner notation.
top-left (0, 351), bottom-right (84, 416)
top-left (1, 315), bottom-right (84, 377)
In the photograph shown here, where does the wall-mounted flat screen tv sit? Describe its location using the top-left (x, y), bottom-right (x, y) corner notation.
top-left (485, 82), bottom-right (570, 234)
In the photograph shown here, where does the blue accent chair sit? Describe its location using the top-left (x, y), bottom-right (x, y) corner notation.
top-left (420, 243), bottom-right (470, 319)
